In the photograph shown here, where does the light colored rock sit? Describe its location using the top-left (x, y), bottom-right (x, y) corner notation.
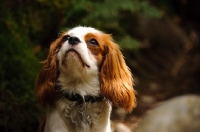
top-left (134, 95), bottom-right (200, 132)
top-left (115, 123), bottom-right (131, 132)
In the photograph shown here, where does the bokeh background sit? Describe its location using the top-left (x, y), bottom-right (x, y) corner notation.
top-left (0, 0), bottom-right (199, 131)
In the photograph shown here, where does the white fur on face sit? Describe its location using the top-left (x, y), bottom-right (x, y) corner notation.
top-left (57, 26), bottom-right (102, 74)
top-left (57, 26), bottom-right (102, 96)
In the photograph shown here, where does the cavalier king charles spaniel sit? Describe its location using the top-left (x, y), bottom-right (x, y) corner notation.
top-left (36, 26), bottom-right (136, 132)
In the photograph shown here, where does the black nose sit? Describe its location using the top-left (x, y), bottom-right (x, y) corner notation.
top-left (68, 36), bottom-right (80, 45)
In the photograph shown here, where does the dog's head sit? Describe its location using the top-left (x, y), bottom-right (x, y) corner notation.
top-left (36, 26), bottom-right (136, 112)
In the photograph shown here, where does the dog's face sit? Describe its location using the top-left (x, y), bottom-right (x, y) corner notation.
top-left (36, 26), bottom-right (136, 112)
top-left (57, 27), bottom-right (105, 77)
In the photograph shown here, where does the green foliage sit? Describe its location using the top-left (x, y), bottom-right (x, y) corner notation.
top-left (0, 0), bottom-right (163, 131)
top-left (0, 1), bottom-right (41, 131)
top-left (119, 36), bottom-right (141, 49)
top-left (60, 0), bottom-right (163, 48)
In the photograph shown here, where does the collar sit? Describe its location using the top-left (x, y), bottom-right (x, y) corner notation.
top-left (56, 88), bottom-right (104, 104)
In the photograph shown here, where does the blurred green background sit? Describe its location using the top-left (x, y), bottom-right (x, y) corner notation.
top-left (0, 0), bottom-right (199, 131)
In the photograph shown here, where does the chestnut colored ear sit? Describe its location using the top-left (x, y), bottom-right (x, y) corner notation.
top-left (100, 36), bottom-right (136, 112)
top-left (36, 37), bottom-right (62, 105)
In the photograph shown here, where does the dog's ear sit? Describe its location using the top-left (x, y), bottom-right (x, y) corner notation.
top-left (36, 37), bottom-right (62, 106)
top-left (100, 35), bottom-right (136, 112)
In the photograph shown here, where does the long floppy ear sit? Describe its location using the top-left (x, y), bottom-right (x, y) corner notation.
top-left (100, 35), bottom-right (136, 112)
top-left (36, 37), bottom-right (62, 106)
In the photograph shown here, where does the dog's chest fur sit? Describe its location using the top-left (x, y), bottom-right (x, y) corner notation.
top-left (44, 98), bottom-right (111, 132)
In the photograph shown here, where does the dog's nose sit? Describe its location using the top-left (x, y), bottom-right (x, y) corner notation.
top-left (68, 36), bottom-right (80, 45)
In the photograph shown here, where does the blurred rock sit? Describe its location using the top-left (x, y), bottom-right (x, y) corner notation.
top-left (140, 95), bottom-right (156, 104)
top-left (134, 95), bottom-right (200, 132)
top-left (114, 108), bottom-right (127, 120)
top-left (114, 123), bottom-right (131, 132)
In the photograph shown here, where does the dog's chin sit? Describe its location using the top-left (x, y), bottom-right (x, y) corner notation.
top-left (62, 49), bottom-right (90, 71)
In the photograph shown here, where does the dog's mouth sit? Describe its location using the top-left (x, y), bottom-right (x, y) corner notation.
top-left (62, 49), bottom-right (90, 68)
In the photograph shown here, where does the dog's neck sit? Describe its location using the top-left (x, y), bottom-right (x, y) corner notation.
top-left (56, 87), bottom-right (104, 105)
top-left (45, 74), bottom-right (111, 132)
top-left (57, 72), bottom-right (101, 97)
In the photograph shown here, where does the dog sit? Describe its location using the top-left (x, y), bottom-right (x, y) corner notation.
top-left (36, 26), bottom-right (136, 132)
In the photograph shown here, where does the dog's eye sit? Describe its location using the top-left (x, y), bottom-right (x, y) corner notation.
top-left (88, 38), bottom-right (99, 46)
top-left (62, 35), bottom-right (70, 41)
